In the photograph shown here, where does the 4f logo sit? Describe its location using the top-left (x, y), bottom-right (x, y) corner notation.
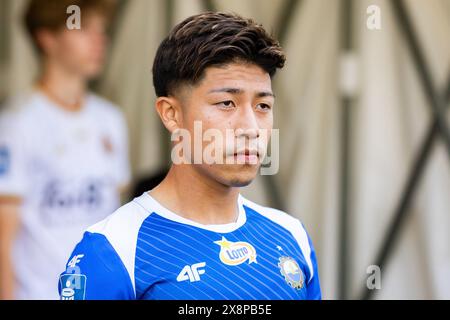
top-left (177, 262), bottom-right (206, 282)
top-left (67, 254), bottom-right (84, 268)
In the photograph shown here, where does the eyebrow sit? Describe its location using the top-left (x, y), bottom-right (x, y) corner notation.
top-left (207, 88), bottom-right (275, 98)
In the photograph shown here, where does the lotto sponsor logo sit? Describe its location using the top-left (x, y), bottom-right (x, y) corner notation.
top-left (214, 237), bottom-right (257, 266)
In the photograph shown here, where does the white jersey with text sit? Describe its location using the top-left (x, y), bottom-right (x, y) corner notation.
top-left (0, 90), bottom-right (131, 299)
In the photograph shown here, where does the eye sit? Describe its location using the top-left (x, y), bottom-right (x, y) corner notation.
top-left (215, 100), bottom-right (235, 109)
top-left (256, 103), bottom-right (272, 111)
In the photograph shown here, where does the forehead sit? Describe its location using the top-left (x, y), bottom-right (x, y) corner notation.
top-left (81, 12), bottom-right (107, 27)
top-left (57, 12), bottom-right (106, 36)
top-left (197, 62), bottom-right (272, 92)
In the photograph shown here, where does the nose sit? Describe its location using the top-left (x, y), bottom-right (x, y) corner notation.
top-left (87, 24), bottom-right (107, 47)
top-left (234, 104), bottom-right (260, 139)
top-left (93, 30), bottom-right (107, 48)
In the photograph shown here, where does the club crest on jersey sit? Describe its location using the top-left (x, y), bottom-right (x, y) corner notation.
top-left (278, 256), bottom-right (305, 290)
top-left (214, 236), bottom-right (257, 266)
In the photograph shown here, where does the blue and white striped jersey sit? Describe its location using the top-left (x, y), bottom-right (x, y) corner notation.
top-left (58, 192), bottom-right (321, 300)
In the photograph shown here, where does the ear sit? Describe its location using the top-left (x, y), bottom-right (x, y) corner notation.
top-left (155, 96), bottom-right (183, 134)
top-left (35, 29), bottom-right (58, 56)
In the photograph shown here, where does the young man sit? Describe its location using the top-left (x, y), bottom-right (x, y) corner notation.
top-left (59, 12), bottom-right (321, 300)
top-left (0, 0), bottom-right (130, 299)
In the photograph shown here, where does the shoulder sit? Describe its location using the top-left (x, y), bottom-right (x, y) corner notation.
top-left (1, 91), bottom-right (38, 111)
top-left (0, 92), bottom-right (40, 127)
top-left (240, 195), bottom-right (316, 280)
top-left (61, 198), bottom-right (152, 299)
top-left (240, 195), bottom-right (308, 237)
top-left (60, 230), bottom-right (136, 300)
top-left (86, 198), bottom-right (152, 277)
top-left (87, 199), bottom-right (149, 235)
top-left (87, 201), bottom-right (150, 274)
top-left (0, 93), bottom-right (42, 145)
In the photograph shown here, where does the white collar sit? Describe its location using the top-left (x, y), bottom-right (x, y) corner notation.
top-left (133, 192), bottom-right (247, 233)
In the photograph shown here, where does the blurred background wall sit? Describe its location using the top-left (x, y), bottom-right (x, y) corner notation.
top-left (0, 0), bottom-right (449, 299)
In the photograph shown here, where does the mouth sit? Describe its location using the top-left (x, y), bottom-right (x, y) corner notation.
top-left (232, 150), bottom-right (260, 164)
top-left (233, 150), bottom-right (259, 157)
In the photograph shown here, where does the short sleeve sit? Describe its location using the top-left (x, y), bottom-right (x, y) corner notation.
top-left (0, 113), bottom-right (27, 197)
top-left (58, 232), bottom-right (135, 300)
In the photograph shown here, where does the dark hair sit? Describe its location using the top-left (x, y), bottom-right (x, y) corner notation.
top-left (152, 12), bottom-right (286, 97)
top-left (24, 0), bottom-right (116, 54)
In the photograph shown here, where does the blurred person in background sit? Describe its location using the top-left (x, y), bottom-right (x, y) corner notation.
top-left (0, 0), bottom-right (131, 299)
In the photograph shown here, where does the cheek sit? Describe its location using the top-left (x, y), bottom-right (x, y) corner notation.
top-left (58, 34), bottom-right (92, 61)
top-left (185, 104), bottom-right (231, 132)
top-left (261, 112), bottom-right (273, 128)
top-left (260, 115), bottom-right (273, 136)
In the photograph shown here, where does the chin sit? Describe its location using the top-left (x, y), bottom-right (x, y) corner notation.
top-left (82, 63), bottom-right (103, 78)
top-left (227, 178), bottom-right (254, 188)
top-left (198, 164), bottom-right (259, 188)
top-left (221, 168), bottom-right (258, 187)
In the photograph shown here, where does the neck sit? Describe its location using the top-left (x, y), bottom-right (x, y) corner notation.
top-left (149, 165), bottom-right (241, 225)
top-left (37, 60), bottom-right (86, 112)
